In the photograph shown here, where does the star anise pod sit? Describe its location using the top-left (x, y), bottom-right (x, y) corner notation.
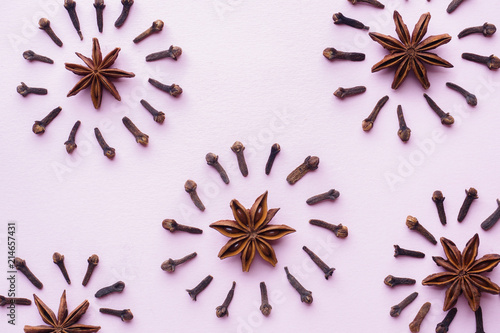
top-left (24, 290), bottom-right (101, 332)
top-left (369, 11), bottom-right (453, 89)
top-left (422, 234), bottom-right (500, 311)
top-left (210, 191), bottom-right (296, 272)
top-left (65, 38), bottom-right (135, 109)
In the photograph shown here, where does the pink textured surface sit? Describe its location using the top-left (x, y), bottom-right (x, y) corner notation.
top-left (1, 0), bottom-right (500, 332)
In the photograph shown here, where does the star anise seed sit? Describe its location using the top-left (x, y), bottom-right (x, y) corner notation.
top-left (210, 191), bottom-right (296, 272)
top-left (24, 290), bottom-right (101, 332)
top-left (369, 11), bottom-right (453, 89)
top-left (65, 38), bottom-right (135, 109)
top-left (422, 234), bottom-right (500, 312)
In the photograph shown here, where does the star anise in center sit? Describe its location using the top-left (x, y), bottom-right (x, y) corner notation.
top-left (65, 38), bottom-right (135, 109)
top-left (210, 191), bottom-right (295, 272)
top-left (422, 234), bottom-right (500, 311)
top-left (24, 290), bottom-right (101, 332)
top-left (369, 11), bottom-right (453, 89)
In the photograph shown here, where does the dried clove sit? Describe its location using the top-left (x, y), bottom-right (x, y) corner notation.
top-left (457, 187), bottom-right (478, 222)
top-left (397, 105), bottom-right (411, 142)
top-left (64, 120), bottom-right (81, 154)
top-left (447, 0), bottom-right (465, 13)
top-left (333, 12), bottom-right (369, 30)
top-left (184, 180), bottom-right (205, 212)
top-left (32, 106), bottom-right (62, 134)
top-left (390, 292), bottom-right (418, 317)
top-left (140, 99), bottom-right (165, 124)
top-left (100, 308), bottom-right (133, 321)
top-left (115, 0), bottom-right (134, 28)
top-left (334, 86), bottom-right (366, 99)
top-left (323, 48), bottom-right (365, 61)
top-left (231, 141), bottom-right (248, 177)
top-left (362, 95), bottom-right (389, 131)
top-left (430, 201), bottom-right (451, 236)
top-left (302, 246), bottom-right (335, 279)
top-left (216, 281), bottom-right (236, 318)
top-left (94, 128), bottom-right (115, 159)
top-left (95, 281), bottom-right (125, 298)
top-left (286, 156), bottom-right (319, 185)
top-left (0, 296), bottom-right (32, 306)
top-left (384, 275), bottom-right (416, 287)
top-left (186, 275), bottom-right (213, 301)
top-left (462, 53), bottom-right (500, 70)
top-left (423, 94), bottom-right (454, 125)
top-left (122, 117), bottom-right (149, 146)
top-left (146, 45), bottom-right (182, 61)
top-left (148, 78), bottom-right (183, 97)
top-left (64, 0), bottom-right (83, 40)
top-left (133, 20), bottom-right (164, 43)
top-left (458, 23), bottom-right (496, 39)
top-left (309, 219), bottom-right (348, 238)
top-left (39, 18), bottom-right (63, 47)
top-left (14, 257), bottom-right (43, 289)
top-left (82, 254), bottom-right (99, 286)
top-left (436, 307), bottom-right (457, 333)
top-left (162, 219), bottom-right (203, 234)
top-left (265, 143), bottom-right (280, 175)
top-left (161, 252), bottom-right (197, 272)
top-left (480, 199), bottom-right (500, 231)
top-left (475, 306), bottom-right (485, 333)
top-left (347, 0), bottom-right (385, 9)
top-left (94, 0), bottom-right (105, 33)
top-left (17, 82), bottom-right (47, 97)
top-left (206, 153), bottom-right (230, 184)
top-left (284, 267), bottom-right (313, 304)
top-left (53, 252), bottom-right (71, 284)
top-left (409, 302), bottom-right (431, 333)
top-left (446, 82), bottom-right (477, 106)
top-left (406, 216), bottom-right (437, 245)
top-left (306, 189), bottom-right (340, 205)
top-left (23, 50), bottom-right (54, 64)
top-left (393, 245), bottom-right (425, 258)
top-left (259, 282), bottom-right (272, 316)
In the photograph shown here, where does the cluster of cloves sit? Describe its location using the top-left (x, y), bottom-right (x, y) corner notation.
top-left (454, 17), bottom-right (498, 72)
top-left (431, 187), bottom-right (499, 230)
top-left (14, 253), bottom-right (98, 288)
top-left (185, 267), bottom-right (308, 310)
top-left (163, 267), bottom-right (274, 318)
top-left (42, 0), bottom-right (135, 44)
top-left (357, 80), bottom-right (477, 142)
top-left (27, 109), bottom-right (167, 158)
top-left (182, 142), bottom-right (291, 212)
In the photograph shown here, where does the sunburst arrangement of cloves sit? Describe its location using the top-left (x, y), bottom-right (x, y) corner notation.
top-left (8, 252), bottom-right (134, 332)
top-left (160, 142), bottom-right (348, 317)
top-left (18, 0), bottom-right (184, 159)
top-left (385, 188), bottom-right (500, 332)
top-left (325, 3), bottom-right (497, 143)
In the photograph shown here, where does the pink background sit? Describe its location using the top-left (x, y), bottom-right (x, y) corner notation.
top-left (1, 0), bottom-right (500, 332)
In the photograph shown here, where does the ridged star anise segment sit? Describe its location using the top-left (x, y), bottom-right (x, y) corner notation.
top-left (369, 11), bottom-right (453, 89)
top-left (210, 191), bottom-right (295, 272)
top-left (24, 290), bottom-right (101, 333)
top-left (422, 234), bottom-right (500, 312)
top-left (65, 38), bottom-right (135, 109)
